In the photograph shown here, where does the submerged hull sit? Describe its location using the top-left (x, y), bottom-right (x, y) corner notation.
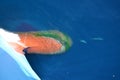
top-left (9, 30), bottom-right (72, 54)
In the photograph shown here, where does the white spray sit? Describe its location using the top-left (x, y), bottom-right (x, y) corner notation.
top-left (0, 28), bottom-right (26, 48)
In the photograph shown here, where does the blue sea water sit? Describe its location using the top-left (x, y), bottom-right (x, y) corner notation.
top-left (0, 0), bottom-right (120, 80)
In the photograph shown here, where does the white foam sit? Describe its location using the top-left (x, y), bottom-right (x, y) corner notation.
top-left (0, 28), bottom-right (41, 80)
top-left (0, 28), bottom-right (27, 48)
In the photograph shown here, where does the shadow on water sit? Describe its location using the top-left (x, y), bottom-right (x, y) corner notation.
top-left (25, 52), bottom-right (69, 79)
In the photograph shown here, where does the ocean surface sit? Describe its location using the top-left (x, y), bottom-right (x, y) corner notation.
top-left (0, 0), bottom-right (120, 80)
